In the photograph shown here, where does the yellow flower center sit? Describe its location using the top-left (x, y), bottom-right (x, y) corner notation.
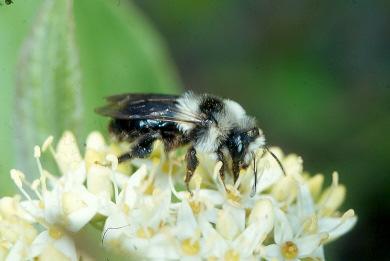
top-left (144, 182), bottom-right (155, 195)
top-left (39, 200), bottom-right (45, 209)
top-left (48, 226), bottom-right (63, 240)
top-left (152, 157), bottom-right (161, 166)
top-left (181, 238), bottom-right (200, 256)
top-left (189, 200), bottom-right (203, 215)
top-left (281, 241), bottom-right (299, 259)
top-left (122, 203), bottom-right (130, 215)
top-left (136, 227), bottom-right (155, 239)
top-left (224, 249), bottom-right (240, 261)
top-left (226, 185), bottom-right (241, 203)
top-left (161, 162), bottom-right (170, 173)
top-left (0, 240), bottom-right (11, 249)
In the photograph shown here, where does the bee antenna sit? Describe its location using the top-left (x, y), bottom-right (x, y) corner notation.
top-left (102, 224), bottom-right (131, 246)
top-left (264, 146), bottom-right (286, 176)
top-left (250, 152), bottom-right (257, 197)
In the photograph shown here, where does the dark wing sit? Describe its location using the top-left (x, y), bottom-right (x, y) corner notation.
top-left (104, 93), bottom-right (179, 103)
top-left (95, 93), bottom-right (203, 125)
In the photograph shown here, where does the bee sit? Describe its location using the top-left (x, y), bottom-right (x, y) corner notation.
top-left (96, 92), bottom-right (284, 193)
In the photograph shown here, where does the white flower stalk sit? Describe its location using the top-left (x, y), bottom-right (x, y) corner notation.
top-left (0, 131), bottom-right (357, 260)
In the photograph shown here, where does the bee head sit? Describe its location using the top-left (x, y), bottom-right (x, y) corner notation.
top-left (227, 127), bottom-right (266, 167)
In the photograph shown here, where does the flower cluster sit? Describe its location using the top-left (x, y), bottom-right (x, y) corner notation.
top-left (0, 131), bottom-right (356, 260)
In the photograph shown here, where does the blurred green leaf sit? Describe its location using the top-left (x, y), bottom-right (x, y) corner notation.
top-left (0, 0), bottom-right (181, 194)
top-left (13, 0), bottom-right (83, 176)
top-left (0, 0), bottom-right (40, 196)
top-left (73, 0), bottom-right (181, 136)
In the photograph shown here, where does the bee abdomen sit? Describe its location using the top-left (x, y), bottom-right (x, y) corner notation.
top-left (109, 119), bottom-right (136, 141)
top-left (109, 118), bottom-right (183, 143)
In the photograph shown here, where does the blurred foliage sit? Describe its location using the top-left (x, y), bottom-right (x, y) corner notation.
top-left (0, 0), bottom-right (180, 194)
top-left (14, 0), bottom-right (83, 175)
top-left (73, 0), bottom-right (181, 135)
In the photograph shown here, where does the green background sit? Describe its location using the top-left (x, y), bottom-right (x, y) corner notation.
top-left (0, 0), bottom-right (389, 260)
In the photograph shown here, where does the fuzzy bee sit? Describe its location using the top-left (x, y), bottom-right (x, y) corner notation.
top-left (96, 92), bottom-right (284, 193)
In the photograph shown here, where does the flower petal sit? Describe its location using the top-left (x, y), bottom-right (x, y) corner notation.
top-left (216, 204), bottom-right (245, 240)
top-left (20, 200), bottom-right (44, 222)
top-left (248, 199), bottom-right (274, 226)
top-left (29, 231), bottom-right (52, 258)
top-left (198, 189), bottom-right (225, 205)
top-left (6, 240), bottom-right (26, 261)
top-left (56, 131), bottom-right (82, 175)
top-left (67, 204), bottom-right (97, 232)
top-left (137, 233), bottom-right (180, 259)
top-left (103, 211), bottom-right (129, 242)
top-left (125, 165), bottom-right (148, 191)
top-left (295, 233), bottom-right (328, 257)
top-left (296, 182), bottom-right (315, 218)
top-left (200, 220), bottom-right (229, 258)
top-left (262, 244), bottom-right (283, 260)
top-left (87, 165), bottom-right (113, 200)
top-left (43, 188), bottom-right (63, 225)
top-left (274, 208), bottom-right (293, 243)
top-left (176, 200), bottom-right (198, 239)
top-left (318, 216), bottom-right (357, 241)
top-left (52, 234), bottom-right (78, 261)
top-left (232, 221), bottom-right (272, 257)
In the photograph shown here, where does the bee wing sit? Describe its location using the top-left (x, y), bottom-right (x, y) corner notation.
top-left (96, 93), bottom-right (204, 125)
top-left (104, 93), bottom-right (180, 103)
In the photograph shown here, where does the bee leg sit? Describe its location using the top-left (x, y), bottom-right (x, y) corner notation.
top-left (232, 161), bottom-right (240, 184)
top-left (216, 150), bottom-right (227, 189)
top-left (118, 132), bottom-right (160, 163)
top-left (185, 146), bottom-right (198, 195)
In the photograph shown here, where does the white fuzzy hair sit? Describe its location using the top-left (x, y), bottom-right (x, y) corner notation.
top-left (175, 91), bottom-right (201, 133)
top-left (176, 92), bottom-right (259, 153)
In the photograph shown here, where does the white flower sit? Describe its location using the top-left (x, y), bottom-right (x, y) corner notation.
top-left (294, 173), bottom-right (357, 242)
top-left (7, 132), bottom-right (105, 260)
top-left (196, 199), bottom-right (274, 260)
top-left (13, 134), bottom-right (100, 233)
top-left (0, 196), bottom-right (37, 261)
top-left (29, 228), bottom-right (78, 261)
top-left (102, 162), bottom-right (173, 256)
top-left (160, 199), bottom-right (202, 260)
top-left (262, 208), bottom-right (328, 261)
top-left (0, 131), bottom-right (357, 260)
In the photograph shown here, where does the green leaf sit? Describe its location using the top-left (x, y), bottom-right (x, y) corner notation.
top-left (0, 1), bottom-right (41, 194)
top-left (0, 0), bottom-right (181, 192)
top-left (73, 0), bottom-right (181, 135)
top-left (14, 0), bottom-right (84, 175)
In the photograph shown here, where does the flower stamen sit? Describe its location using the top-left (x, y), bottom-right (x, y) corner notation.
top-left (181, 238), bottom-right (200, 256)
top-left (48, 226), bottom-right (63, 240)
top-left (136, 227), bottom-right (155, 239)
top-left (225, 249), bottom-right (240, 261)
top-left (281, 241), bottom-right (298, 259)
top-left (31, 179), bottom-right (43, 200)
top-left (226, 185), bottom-right (241, 204)
top-left (10, 169), bottom-right (32, 201)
